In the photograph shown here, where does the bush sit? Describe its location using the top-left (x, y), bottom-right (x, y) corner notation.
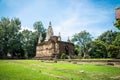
top-left (60, 53), bottom-right (71, 59)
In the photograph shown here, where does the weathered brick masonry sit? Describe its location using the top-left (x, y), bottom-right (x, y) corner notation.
top-left (36, 22), bottom-right (74, 59)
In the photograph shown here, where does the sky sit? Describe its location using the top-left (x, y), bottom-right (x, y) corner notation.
top-left (0, 0), bottom-right (120, 41)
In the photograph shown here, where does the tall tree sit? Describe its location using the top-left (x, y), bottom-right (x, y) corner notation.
top-left (98, 30), bottom-right (118, 45)
top-left (0, 17), bottom-right (22, 58)
top-left (89, 40), bottom-right (107, 58)
top-left (21, 30), bottom-right (36, 58)
top-left (114, 18), bottom-right (120, 47)
top-left (113, 33), bottom-right (120, 47)
top-left (33, 21), bottom-right (46, 41)
top-left (107, 44), bottom-right (119, 58)
top-left (114, 16), bottom-right (120, 58)
top-left (71, 31), bottom-right (92, 58)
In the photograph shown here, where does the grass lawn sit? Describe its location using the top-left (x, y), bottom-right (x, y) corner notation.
top-left (0, 60), bottom-right (120, 80)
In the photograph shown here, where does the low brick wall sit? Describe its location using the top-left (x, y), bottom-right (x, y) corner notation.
top-left (39, 59), bottom-right (120, 67)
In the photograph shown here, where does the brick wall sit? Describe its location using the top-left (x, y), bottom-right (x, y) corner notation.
top-left (116, 8), bottom-right (120, 20)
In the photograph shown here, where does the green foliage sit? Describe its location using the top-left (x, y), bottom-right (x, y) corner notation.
top-left (0, 16), bottom-right (120, 59)
top-left (98, 30), bottom-right (118, 45)
top-left (89, 40), bottom-right (107, 58)
top-left (72, 30), bottom-right (120, 58)
top-left (33, 21), bottom-right (46, 41)
top-left (74, 45), bottom-right (83, 59)
top-left (0, 17), bottom-right (22, 58)
top-left (0, 17), bottom-right (46, 59)
top-left (74, 45), bottom-right (81, 56)
top-left (96, 30), bottom-right (119, 58)
top-left (21, 30), bottom-right (36, 58)
top-left (113, 32), bottom-right (120, 47)
top-left (72, 30), bottom-right (92, 58)
top-left (114, 19), bottom-right (120, 30)
top-left (60, 53), bottom-right (71, 59)
top-left (107, 45), bottom-right (120, 58)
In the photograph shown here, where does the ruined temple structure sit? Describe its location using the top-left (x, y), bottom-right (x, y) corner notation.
top-left (36, 22), bottom-right (74, 59)
top-left (116, 7), bottom-right (120, 20)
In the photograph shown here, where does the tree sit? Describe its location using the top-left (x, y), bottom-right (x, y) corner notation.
top-left (114, 19), bottom-right (120, 30)
top-left (114, 18), bottom-right (120, 46)
top-left (112, 33), bottom-right (120, 58)
top-left (107, 45), bottom-right (120, 58)
top-left (114, 17), bottom-right (120, 58)
top-left (89, 40), bottom-right (107, 58)
top-left (113, 33), bottom-right (120, 47)
top-left (0, 18), bottom-right (46, 59)
top-left (98, 30), bottom-right (118, 45)
top-left (33, 21), bottom-right (46, 41)
top-left (0, 17), bottom-right (22, 58)
top-left (21, 29), bottom-right (38, 58)
top-left (74, 44), bottom-right (81, 56)
top-left (71, 31), bottom-right (92, 58)
top-left (20, 21), bottom-right (46, 58)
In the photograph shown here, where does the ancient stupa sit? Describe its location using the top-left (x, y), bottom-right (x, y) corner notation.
top-left (35, 22), bottom-right (74, 59)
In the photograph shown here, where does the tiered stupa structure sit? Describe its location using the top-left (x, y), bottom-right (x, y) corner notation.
top-left (36, 22), bottom-right (74, 59)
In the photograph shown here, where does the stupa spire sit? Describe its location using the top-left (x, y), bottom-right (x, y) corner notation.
top-left (67, 36), bottom-right (70, 42)
top-left (45, 22), bottom-right (54, 41)
top-left (49, 21), bottom-right (52, 26)
top-left (38, 33), bottom-right (43, 44)
top-left (58, 32), bottom-right (61, 41)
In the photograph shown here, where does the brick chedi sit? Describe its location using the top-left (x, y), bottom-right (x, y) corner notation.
top-left (116, 7), bottom-right (120, 20)
top-left (35, 22), bottom-right (74, 59)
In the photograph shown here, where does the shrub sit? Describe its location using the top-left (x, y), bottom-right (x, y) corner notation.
top-left (60, 53), bottom-right (71, 59)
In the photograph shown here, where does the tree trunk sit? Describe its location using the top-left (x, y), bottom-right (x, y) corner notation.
top-left (83, 48), bottom-right (90, 58)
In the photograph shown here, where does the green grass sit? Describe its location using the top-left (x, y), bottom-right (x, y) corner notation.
top-left (0, 60), bottom-right (120, 80)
